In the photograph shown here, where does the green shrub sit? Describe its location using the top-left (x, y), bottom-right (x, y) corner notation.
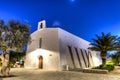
top-left (103, 65), bottom-right (114, 71)
top-left (9, 62), bottom-right (14, 68)
top-left (93, 64), bottom-right (114, 71)
top-left (106, 57), bottom-right (117, 65)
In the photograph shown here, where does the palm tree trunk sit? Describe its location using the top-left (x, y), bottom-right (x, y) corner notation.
top-left (101, 51), bottom-right (107, 67)
top-left (101, 57), bottom-right (106, 66)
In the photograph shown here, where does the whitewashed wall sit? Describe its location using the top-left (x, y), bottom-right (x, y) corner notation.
top-left (25, 28), bottom-right (60, 70)
top-left (58, 28), bottom-right (101, 70)
top-left (25, 28), bottom-right (102, 70)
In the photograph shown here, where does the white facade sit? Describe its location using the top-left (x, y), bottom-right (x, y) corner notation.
top-left (25, 20), bottom-right (101, 71)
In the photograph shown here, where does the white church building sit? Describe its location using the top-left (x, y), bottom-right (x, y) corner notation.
top-left (24, 20), bottom-right (101, 71)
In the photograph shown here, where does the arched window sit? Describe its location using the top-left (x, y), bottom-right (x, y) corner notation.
top-left (38, 55), bottom-right (43, 69)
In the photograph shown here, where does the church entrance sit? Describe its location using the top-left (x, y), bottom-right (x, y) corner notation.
top-left (38, 55), bottom-right (43, 69)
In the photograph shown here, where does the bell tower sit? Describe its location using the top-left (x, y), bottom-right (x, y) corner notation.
top-left (38, 20), bottom-right (46, 30)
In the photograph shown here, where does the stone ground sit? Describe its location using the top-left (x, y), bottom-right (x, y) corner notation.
top-left (1, 68), bottom-right (120, 80)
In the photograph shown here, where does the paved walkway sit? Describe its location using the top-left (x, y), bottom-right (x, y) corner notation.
top-left (1, 68), bottom-right (120, 80)
top-left (110, 66), bottom-right (120, 74)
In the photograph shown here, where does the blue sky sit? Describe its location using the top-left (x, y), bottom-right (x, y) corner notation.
top-left (0, 0), bottom-right (120, 41)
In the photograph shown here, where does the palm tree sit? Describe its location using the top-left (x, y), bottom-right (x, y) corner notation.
top-left (89, 32), bottom-right (118, 67)
top-left (113, 37), bottom-right (120, 65)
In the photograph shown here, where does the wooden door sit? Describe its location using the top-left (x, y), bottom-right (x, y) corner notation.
top-left (39, 56), bottom-right (43, 69)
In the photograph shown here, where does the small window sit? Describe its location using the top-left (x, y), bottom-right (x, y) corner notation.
top-left (80, 49), bottom-right (87, 68)
top-left (75, 48), bottom-right (82, 67)
top-left (68, 46), bottom-right (76, 68)
top-left (39, 38), bottom-right (42, 48)
top-left (85, 50), bottom-right (90, 67)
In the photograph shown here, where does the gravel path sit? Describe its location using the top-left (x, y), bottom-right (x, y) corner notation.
top-left (1, 68), bottom-right (120, 80)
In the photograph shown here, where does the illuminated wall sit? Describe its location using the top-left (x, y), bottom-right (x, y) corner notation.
top-left (58, 28), bottom-right (102, 70)
top-left (25, 23), bottom-right (102, 70)
top-left (25, 28), bottom-right (60, 70)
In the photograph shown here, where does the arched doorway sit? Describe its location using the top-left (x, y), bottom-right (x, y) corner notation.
top-left (38, 55), bottom-right (43, 69)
